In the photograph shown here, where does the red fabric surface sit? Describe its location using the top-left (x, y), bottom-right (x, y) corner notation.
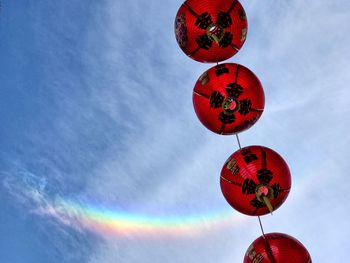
top-left (175, 0), bottom-right (247, 62)
top-left (220, 146), bottom-right (291, 216)
top-left (244, 233), bottom-right (312, 263)
top-left (193, 63), bottom-right (264, 135)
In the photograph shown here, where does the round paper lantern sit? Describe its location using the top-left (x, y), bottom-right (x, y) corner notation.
top-left (193, 63), bottom-right (264, 135)
top-left (220, 146), bottom-right (291, 216)
top-left (175, 0), bottom-right (248, 62)
top-left (244, 233), bottom-right (312, 263)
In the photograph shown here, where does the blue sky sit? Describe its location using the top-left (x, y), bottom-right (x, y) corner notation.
top-left (1, 0), bottom-right (350, 262)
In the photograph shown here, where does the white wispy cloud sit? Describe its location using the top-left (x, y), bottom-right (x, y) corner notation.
top-left (80, 0), bottom-right (350, 262)
top-left (2, 0), bottom-right (350, 262)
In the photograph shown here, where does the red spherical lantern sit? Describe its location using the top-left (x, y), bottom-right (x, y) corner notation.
top-left (175, 0), bottom-right (248, 62)
top-left (220, 146), bottom-right (291, 216)
top-left (193, 63), bottom-right (264, 135)
top-left (244, 233), bottom-right (312, 263)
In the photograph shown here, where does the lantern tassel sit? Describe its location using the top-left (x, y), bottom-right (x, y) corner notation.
top-left (211, 35), bottom-right (220, 44)
top-left (263, 195), bottom-right (274, 215)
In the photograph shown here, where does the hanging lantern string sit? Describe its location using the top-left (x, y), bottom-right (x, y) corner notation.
top-left (259, 217), bottom-right (276, 263)
top-left (235, 133), bottom-right (267, 239)
top-left (235, 133), bottom-right (242, 150)
top-left (258, 216), bottom-right (266, 238)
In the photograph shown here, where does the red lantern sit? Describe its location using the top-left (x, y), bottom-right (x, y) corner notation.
top-left (193, 63), bottom-right (264, 135)
top-left (244, 233), bottom-right (312, 263)
top-left (220, 146), bottom-right (291, 216)
top-left (175, 0), bottom-right (248, 63)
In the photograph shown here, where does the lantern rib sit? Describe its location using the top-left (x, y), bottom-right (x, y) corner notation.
top-left (227, 0), bottom-right (238, 14)
top-left (183, 2), bottom-right (199, 17)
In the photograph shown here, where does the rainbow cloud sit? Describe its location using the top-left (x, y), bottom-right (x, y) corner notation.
top-left (3, 171), bottom-right (246, 237)
top-left (38, 199), bottom-right (246, 237)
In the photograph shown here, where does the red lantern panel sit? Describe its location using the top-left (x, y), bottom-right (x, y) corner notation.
top-left (175, 0), bottom-right (247, 63)
top-left (244, 233), bottom-right (312, 263)
top-left (220, 146), bottom-right (291, 216)
top-left (193, 63), bottom-right (264, 135)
